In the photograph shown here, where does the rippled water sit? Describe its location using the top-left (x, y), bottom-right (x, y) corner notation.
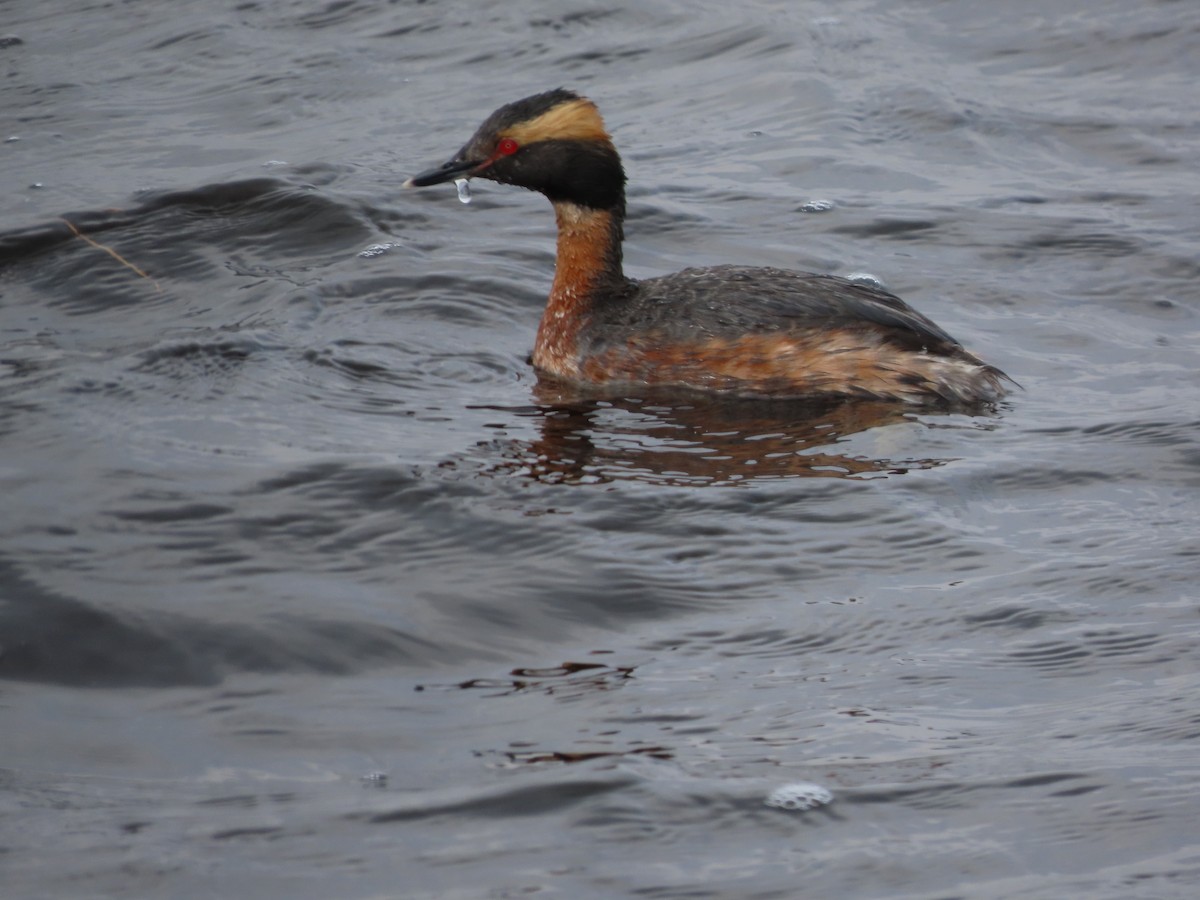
top-left (3, 1), bottom-right (1199, 897)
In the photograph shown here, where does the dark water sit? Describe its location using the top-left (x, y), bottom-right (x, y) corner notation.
top-left (3, 0), bottom-right (1199, 896)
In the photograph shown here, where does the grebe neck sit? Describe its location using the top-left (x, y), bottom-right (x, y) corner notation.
top-left (550, 201), bottom-right (625, 296)
top-left (533, 201), bottom-right (626, 377)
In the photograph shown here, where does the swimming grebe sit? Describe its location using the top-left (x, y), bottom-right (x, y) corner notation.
top-left (405, 89), bottom-right (1009, 404)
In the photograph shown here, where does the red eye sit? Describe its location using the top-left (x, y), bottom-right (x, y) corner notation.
top-left (497, 137), bottom-right (519, 156)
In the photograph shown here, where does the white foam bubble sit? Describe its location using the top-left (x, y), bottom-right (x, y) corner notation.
top-left (765, 782), bottom-right (834, 812)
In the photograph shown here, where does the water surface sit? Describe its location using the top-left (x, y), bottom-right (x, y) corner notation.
top-left (2, 1), bottom-right (1199, 897)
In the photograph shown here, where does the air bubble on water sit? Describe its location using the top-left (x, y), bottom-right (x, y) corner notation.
top-left (801, 199), bottom-right (834, 213)
top-left (455, 178), bottom-right (472, 204)
top-left (765, 782), bottom-right (833, 812)
top-left (359, 242), bottom-right (399, 259)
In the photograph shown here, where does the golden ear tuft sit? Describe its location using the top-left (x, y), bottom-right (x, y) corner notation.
top-left (505, 97), bottom-right (612, 146)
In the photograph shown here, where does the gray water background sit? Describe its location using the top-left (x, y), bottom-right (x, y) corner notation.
top-left (2, 0), bottom-right (1199, 897)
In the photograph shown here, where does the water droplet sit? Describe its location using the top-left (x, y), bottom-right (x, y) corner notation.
top-left (765, 782), bottom-right (833, 812)
top-left (845, 272), bottom-right (886, 289)
top-left (455, 178), bottom-right (472, 204)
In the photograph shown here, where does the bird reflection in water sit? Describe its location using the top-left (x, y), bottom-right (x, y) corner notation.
top-left (470, 385), bottom-right (968, 486)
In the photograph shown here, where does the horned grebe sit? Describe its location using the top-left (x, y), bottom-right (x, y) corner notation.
top-left (404, 89), bottom-right (1010, 404)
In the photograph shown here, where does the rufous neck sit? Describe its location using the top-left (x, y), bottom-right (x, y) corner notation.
top-left (548, 201), bottom-right (625, 306)
top-left (531, 201), bottom-right (625, 378)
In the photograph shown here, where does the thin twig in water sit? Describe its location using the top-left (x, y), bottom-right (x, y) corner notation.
top-left (61, 217), bottom-right (161, 292)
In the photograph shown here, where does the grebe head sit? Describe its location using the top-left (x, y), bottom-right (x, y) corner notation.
top-left (405, 88), bottom-right (626, 213)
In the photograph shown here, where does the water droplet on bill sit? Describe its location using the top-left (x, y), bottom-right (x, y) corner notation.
top-left (455, 178), bottom-right (472, 204)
